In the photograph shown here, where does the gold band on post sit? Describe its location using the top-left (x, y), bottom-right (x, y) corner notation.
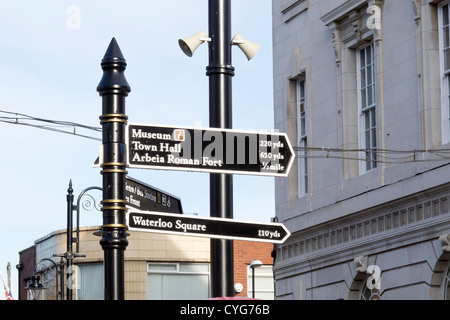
top-left (101, 162), bottom-right (126, 167)
top-left (101, 168), bottom-right (128, 174)
top-left (100, 113), bottom-right (129, 119)
top-left (101, 224), bottom-right (129, 229)
top-left (100, 118), bottom-right (127, 124)
top-left (101, 199), bottom-right (128, 204)
top-left (99, 113), bottom-right (128, 125)
top-left (101, 206), bottom-right (128, 211)
top-left (101, 200), bottom-right (128, 210)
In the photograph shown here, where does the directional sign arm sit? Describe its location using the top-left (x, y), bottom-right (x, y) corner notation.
top-left (125, 176), bottom-right (183, 213)
top-left (126, 123), bottom-right (295, 177)
top-left (126, 210), bottom-right (290, 244)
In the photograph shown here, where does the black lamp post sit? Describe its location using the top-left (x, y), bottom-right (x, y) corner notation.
top-left (57, 180), bottom-right (86, 300)
top-left (207, 0), bottom-right (235, 298)
top-left (179, 0), bottom-right (260, 297)
top-left (74, 185), bottom-right (102, 253)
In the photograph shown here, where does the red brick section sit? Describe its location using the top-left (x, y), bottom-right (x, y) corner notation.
top-left (233, 240), bottom-right (274, 297)
top-left (18, 245), bottom-right (36, 300)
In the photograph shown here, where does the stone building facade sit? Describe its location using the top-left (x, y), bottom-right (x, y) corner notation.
top-left (272, 0), bottom-right (450, 299)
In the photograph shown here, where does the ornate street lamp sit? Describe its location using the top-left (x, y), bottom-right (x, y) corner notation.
top-left (25, 275), bottom-right (46, 300)
top-left (59, 180), bottom-right (95, 300)
top-left (25, 258), bottom-right (61, 300)
top-left (74, 185), bottom-right (102, 253)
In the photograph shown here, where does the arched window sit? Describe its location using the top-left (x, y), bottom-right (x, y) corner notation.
top-left (360, 282), bottom-right (381, 300)
top-left (348, 271), bottom-right (369, 300)
top-left (444, 265), bottom-right (450, 300)
top-left (429, 236), bottom-right (450, 300)
top-left (349, 257), bottom-right (381, 300)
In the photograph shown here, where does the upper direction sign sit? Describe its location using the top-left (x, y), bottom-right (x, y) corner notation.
top-left (126, 123), bottom-right (295, 177)
top-left (125, 176), bottom-right (183, 214)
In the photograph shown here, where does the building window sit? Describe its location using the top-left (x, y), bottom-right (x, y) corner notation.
top-left (357, 43), bottom-right (377, 172)
top-left (147, 263), bottom-right (210, 300)
top-left (247, 265), bottom-right (274, 299)
top-left (444, 265), bottom-right (450, 300)
top-left (77, 263), bottom-right (104, 300)
top-left (440, 2), bottom-right (450, 144)
top-left (297, 78), bottom-right (309, 196)
top-left (359, 282), bottom-right (381, 300)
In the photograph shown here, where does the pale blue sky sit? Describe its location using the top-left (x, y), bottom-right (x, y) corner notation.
top-left (0, 0), bottom-right (275, 298)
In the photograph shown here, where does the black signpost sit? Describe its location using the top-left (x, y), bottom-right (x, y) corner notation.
top-left (97, 38), bottom-right (130, 300)
top-left (126, 123), bottom-right (294, 177)
top-left (125, 176), bottom-right (183, 214)
top-left (126, 210), bottom-right (291, 244)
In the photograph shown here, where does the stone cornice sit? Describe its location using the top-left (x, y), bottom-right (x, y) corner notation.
top-left (321, 0), bottom-right (371, 26)
top-left (275, 214), bottom-right (450, 279)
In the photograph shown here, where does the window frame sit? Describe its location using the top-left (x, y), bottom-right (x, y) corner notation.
top-left (296, 77), bottom-right (309, 196)
top-left (444, 264), bottom-right (450, 300)
top-left (356, 42), bottom-right (378, 173)
top-left (146, 262), bottom-right (210, 300)
top-left (246, 265), bottom-right (274, 299)
top-left (439, 1), bottom-right (450, 144)
top-left (76, 263), bottom-right (104, 300)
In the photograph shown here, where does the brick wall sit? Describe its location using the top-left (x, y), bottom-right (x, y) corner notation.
top-left (18, 245), bottom-right (36, 300)
top-left (233, 240), bottom-right (274, 297)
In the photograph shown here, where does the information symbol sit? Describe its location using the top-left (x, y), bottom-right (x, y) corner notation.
top-left (174, 129), bottom-right (185, 141)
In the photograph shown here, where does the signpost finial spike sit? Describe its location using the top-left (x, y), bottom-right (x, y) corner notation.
top-left (97, 37), bottom-right (130, 95)
top-left (68, 179), bottom-right (73, 194)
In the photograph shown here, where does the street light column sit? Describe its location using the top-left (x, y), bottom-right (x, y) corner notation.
top-left (66, 181), bottom-right (74, 299)
top-left (207, 0), bottom-right (235, 298)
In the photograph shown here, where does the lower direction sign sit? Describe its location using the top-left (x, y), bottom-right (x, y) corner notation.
top-left (126, 209), bottom-right (291, 244)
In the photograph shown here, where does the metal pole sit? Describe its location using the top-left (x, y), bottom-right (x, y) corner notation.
top-left (59, 257), bottom-right (65, 300)
top-left (66, 180), bottom-right (74, 300)
top-left (15, 262), bottom-right (22, 300)
top-left (252, 267), bottom-right (255, 298)
top-left (207, 0), bottom-right (235, 297)
top-left (97, 37), bottom-right (130, 300)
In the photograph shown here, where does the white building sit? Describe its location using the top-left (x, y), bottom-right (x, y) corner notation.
top-left (272, 0), bottom-right (450, 299)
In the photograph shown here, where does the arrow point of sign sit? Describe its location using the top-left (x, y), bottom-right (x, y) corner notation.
top-left (126, 210), bottom-right (291, 244)
top-left (282, 133), bottom-right (296, 178)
